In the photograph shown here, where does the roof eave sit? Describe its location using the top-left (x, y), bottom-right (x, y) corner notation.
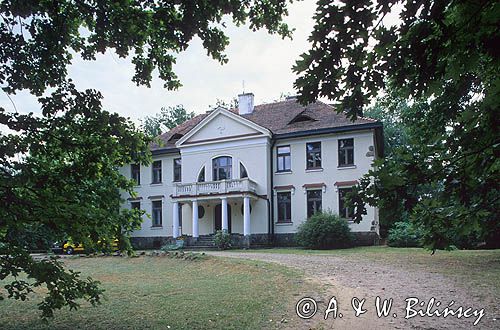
top-left (151, 147), bottom-right (180, 156)
top-left (273, 122), bottom-right (383, 140)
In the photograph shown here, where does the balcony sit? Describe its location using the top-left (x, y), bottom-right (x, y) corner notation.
top-left (173, 178), bottom-right (258, 197)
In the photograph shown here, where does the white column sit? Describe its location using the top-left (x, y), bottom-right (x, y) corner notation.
top-left (172, 202), bottom-right (179, 238)
top-left (221, 197), bottom-right (228, 232)
top-left (243, 196), bottom-right (250, 236)
top-left (192, 199), bottom-right (199, 238)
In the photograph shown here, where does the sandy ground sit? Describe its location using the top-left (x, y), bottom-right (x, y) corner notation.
top-left (206, 251), bottom-right (499, 330)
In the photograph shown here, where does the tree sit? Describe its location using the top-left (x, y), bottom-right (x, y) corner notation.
top-left (294, 0), bottom-right (499, 250)
top-left (0, 0), bottom-right (292, 317)
top-left (209, 97), bottom-right (239, 110)
top-left (142, 105), bottom-right (194, 138)
top-left (363, 98), bottom-right (410, 237)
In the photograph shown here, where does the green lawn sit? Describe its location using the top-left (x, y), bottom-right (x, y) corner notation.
top-left (0, 254), bottom-right (307, 329)
top-left (233, 246), bottom-right (500, 296)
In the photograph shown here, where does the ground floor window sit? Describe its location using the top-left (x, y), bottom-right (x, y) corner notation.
top-left (277, 191), bottom-right (292, 223)
top-left (178, 203), bottom-right (183, 233)
top-left (339, 187), bottom-right (355, 219)
top-left (152, 200), bottom-right (162, 227)
top-left (306, 190), bottom-right (322, 218)
top-left (131, 201), bottom-right (140, 210)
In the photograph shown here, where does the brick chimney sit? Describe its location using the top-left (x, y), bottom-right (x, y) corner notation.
top-left (238, 93), bottom-right (254, 115)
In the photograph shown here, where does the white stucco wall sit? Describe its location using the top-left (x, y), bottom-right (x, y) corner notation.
top-left (272, 130), bottom-right (378, 234)
top-left (120, 153), bottom-right (178, 237)
top-left (187, 112), bottom-right (257, 142)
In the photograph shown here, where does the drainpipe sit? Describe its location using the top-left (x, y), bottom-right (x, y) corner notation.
top-left (269, 136), bottom-right (276, 245)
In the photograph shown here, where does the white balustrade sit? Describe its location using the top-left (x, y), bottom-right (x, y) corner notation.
top-left (173, 178), bottom-right (257, 197)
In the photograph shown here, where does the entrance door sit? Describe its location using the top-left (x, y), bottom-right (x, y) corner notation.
top-left (214, 204), bottom-right (232, 233)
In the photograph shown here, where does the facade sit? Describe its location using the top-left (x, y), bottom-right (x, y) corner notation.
top-left (121, 94), bottom-right (383, 248)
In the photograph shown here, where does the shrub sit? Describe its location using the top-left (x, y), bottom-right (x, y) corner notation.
top-left (295, 211), bottom-right (353, 249)
top-left (214, 230), bottom-right (232, 250)
top-left (387, 221), bottom-right (423, 247)
top-left (5, 223), bottom-right (59, 251)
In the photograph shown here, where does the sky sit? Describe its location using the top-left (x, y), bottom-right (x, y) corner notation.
top-left (0, 1), bottom-right (318, 126)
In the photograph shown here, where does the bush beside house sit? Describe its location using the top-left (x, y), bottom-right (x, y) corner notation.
top-left (295, 211), bottom-right (353, 249)
top-left (387, 221), bottom-right (423, 247)
top-left (214, 230), bottom-right (232, 250)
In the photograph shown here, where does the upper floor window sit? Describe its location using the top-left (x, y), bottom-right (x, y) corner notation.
top-left (152, 160), bottom-right (162, 184)
top-left (277, 145), bottom-right (291, 172)
top-left (306, 142), bottom-right (322, 169)
top-left (212, 156), bottom-right (232, 181)
top-left (173, 158), bottom-right (181, 182)
top-left (339, 187), bottom-right (355, 220)
top-left (131, 164), bottom-right (140, 185)
top-left (151, 200), bottom-right (162, 227)
top-left (277, 191), bottom-right (292, 223)
top-left (240, 163), bottom-right (248, 179)
top-left (197, 167), bottom-right (205, 182)
top-left (338, 138), bottom-right (354, 167)
top-left (306, 189), bottom-right (322, 218)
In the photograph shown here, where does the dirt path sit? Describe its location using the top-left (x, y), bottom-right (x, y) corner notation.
top-left (206, 251), bottom-right (498, 329)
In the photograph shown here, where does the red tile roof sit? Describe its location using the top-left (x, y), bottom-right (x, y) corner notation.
top-left (152, 99), bottom-right (379, 152)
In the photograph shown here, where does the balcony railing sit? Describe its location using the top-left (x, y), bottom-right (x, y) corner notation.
top-left (173, 178), bottom-right (258, 197)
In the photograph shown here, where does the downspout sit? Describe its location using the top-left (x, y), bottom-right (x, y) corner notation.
top-left (269, 136), bottom-right (276, 245)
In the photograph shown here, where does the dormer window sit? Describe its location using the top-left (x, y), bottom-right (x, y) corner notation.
top-left (168, 133), bottom-right (183, 142)
top-left (288, 113), bottom-right (315, 124)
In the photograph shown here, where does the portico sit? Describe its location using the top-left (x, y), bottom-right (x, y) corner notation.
top-left (171, 192), bottom-right (257, 239)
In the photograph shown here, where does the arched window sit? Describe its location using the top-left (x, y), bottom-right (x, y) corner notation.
top-left (240, 163), bottom-right (248, 179)
top-left (212, 156), bottom-right (232, 181)
top-left (197, 167), bottom-right (205, 182)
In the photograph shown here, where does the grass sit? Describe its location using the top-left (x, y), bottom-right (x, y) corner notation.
top-left (231, 246), bottom-right (500, 296)
top-left (0, 254), bottom-right (309, 330)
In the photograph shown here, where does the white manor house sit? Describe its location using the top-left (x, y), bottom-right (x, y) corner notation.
top-left (122, 94), bottom-right (383, 248)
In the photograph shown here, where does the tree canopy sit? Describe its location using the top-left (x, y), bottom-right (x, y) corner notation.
top-left (0, 0), bottom-right (292, 317)
top-left (142, 105), bottom-right (194, 138)
top-left (294, 0), bottom-right (499, 249)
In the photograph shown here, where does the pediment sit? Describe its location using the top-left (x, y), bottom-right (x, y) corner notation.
top-left (176, 107), bottom-right (270, 147)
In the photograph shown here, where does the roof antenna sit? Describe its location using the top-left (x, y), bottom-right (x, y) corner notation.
top-left (242, 80), bottom-right (245, 94)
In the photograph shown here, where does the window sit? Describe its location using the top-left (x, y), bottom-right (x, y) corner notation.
top-left (277, 192), bottom-right (292, 223)
top-left (338, 138), bottom-right (354, 167)
top-left (178, 203), bottom-right (183, 233)
top-left (130, 201), bottom-right (140, 211)
top-left (306, 190), bottom-right (322, 218)
top-left (198, 205), bottom-right (205, 218)
top-left (277, 146), bottom-right (291, 172)
top-left (212, 156), bottom-right (232, 181)
top-left (152, 160), bottom-right (162, 184)
top-left (339, 188), bottom-right (355, 219)
top-left (240, 204), bottom-right (252, 215)
top-left (152, 200), bottom-right (162, 227)
top-left (131, 164), bottom-right (140, 185)
top-left (173, 158), bottom-right (181, 182)
top-left (289, 114), bottom-right (315, 124)
top-left (306, 142), bottom-right (322, 169)
top-left (197, 167), bottom-right (205, 182)
top-left (240, 163), bottom-right (248, 178)
top-left (168, 133), bottom-right (183, 141)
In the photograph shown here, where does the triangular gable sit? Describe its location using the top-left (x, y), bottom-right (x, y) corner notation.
top-left (176, 107), bottom-right (271, 147)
